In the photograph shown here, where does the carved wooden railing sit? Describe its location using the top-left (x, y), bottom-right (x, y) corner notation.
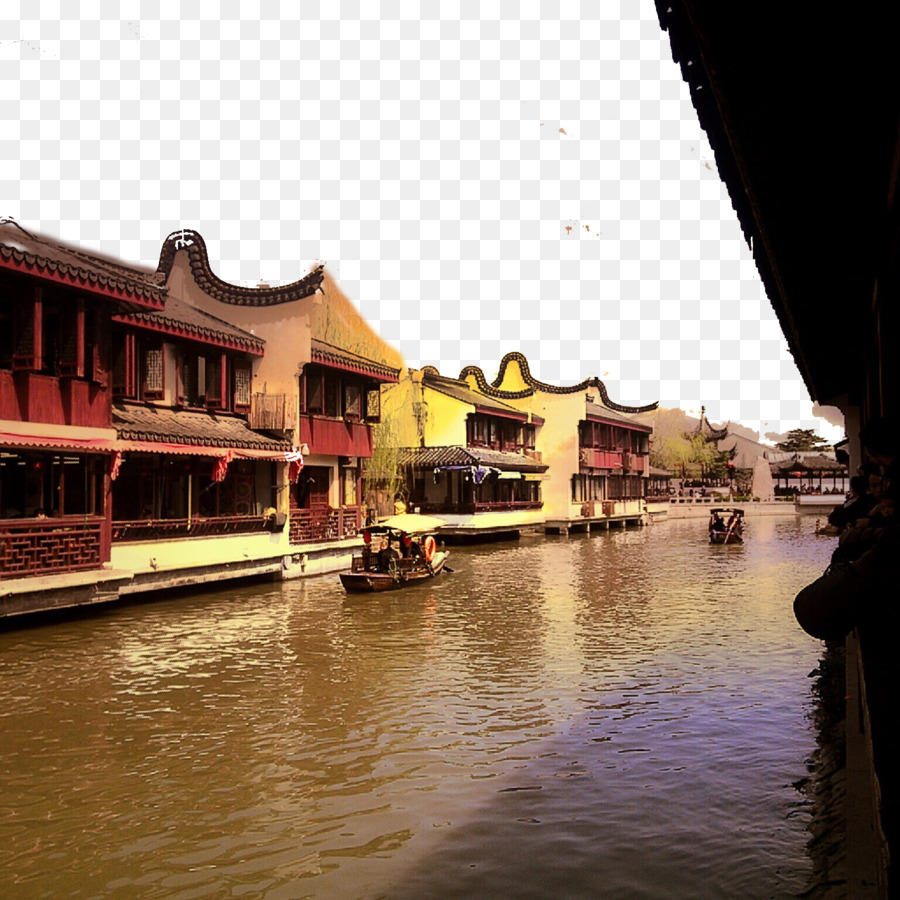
top-left (0, 518), bottom-right (104, 579)
top-left (112, 516), bottom-right (271, 542)
top-left (288, 507), bottom-right (361, 545)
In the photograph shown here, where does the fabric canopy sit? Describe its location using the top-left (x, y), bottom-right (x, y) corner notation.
top-left (0, 432), bottom-right (117, 454)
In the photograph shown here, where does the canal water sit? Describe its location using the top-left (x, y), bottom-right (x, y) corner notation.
top-left (1, 516), bottom-right (832, 899)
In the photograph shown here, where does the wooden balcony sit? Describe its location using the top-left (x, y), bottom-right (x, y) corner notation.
top-left (0, 370), bottom-right (111, 429)
top-left (297, 415), bottom-right (374, 458)
top-left (578, 448), bottom-right (647, 472)
top-left (0, 517), bottom-right (105, 580)
top-left (288, 507), bottom-right (361, 545)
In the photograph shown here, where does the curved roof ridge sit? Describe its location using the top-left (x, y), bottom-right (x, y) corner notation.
top-left (156, 229), bottom-right (325, 307)
top-left (458, 351), bottom-right (658, 413)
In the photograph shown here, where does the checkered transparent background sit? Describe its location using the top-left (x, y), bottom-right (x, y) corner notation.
top-left (0, 0), bottom-right (839, 442)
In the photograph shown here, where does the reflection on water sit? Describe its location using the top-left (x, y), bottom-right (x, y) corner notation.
top-left (0, 517), bottom-right (832, 898)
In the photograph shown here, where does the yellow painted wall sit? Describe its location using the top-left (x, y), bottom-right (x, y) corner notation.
top-left (381, 369), bottom-right (473, 449)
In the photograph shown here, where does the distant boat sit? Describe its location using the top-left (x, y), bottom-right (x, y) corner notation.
top-left (708, 508), bottom-right (744, 544)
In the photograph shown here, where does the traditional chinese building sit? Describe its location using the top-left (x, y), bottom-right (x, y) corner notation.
top-left (159, 230), bottom-right (399, 540)
top-left (1, 224), bottom-right (400, 614)
top-left (456, 353), bottom-right (657, 534)
top-left (380, 354), bottom-right (656, 538)
top-left (381, 366), bottom-right (548, 538)
top-left (1, 219), bottom-right (164, 609)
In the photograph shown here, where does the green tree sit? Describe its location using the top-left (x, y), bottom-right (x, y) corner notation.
top-left (775, 428), bottom-right (831, 452)
top-left (363, 409), bottom-right (407, 517)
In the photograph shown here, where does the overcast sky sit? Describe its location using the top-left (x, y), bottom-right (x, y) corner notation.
top-left (2, 1), bottom-right (844, 445)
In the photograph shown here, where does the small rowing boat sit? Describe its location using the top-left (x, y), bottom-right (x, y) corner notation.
top-left (708, 507), bottom-right (744, 544)
top-left (339, 513), bottom-right (450, 593)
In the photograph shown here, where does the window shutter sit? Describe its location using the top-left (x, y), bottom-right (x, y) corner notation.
top-left (206, 354), bottom-right (226, 408)
top-left (90, 310), bottom-right (109, 387)
top-left (12, 294), bottom-right (41, 371)
top-left (59, 301), bottom-right (85, 377)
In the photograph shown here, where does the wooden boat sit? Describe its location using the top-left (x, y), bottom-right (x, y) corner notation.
top-left (708, 507), bottom-right (744, 544)
top-left (340, 513), bottom-right (450, 593)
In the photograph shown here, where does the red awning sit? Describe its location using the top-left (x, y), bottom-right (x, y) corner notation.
top-left (1, 433), bottom-right (303, 465)
top-left (0, 432), bottom-right (117, 454)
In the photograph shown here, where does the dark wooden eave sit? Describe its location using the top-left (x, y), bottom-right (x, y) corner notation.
top-left (112, 294), bottom-right (266, 356)
top-left (655, 2), bottom-right (900, 406)
top-left (310, 339), bottom-right (401, 383)
top-left (0, 220), bottom-right (167, 310)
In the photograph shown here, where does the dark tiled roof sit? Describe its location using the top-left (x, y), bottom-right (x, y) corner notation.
top-left (0, 219), bottom-right (166, 309)
top-left (585, 400), bottom-right (652, 430)
top-left (770, 453), bottom-right (846, 473)
top-left (424, 372), bottom-right (527, 417)
top-left (113, 402), bottom-right (292, 451)
top-left (398, 445), bottom-right (548, 472)
top-left (311, 339), bottom-right (400, 382)
top-left (156, 229), bottom-right (324, 307)
top-left (112, 294), bottom-right (265, 355)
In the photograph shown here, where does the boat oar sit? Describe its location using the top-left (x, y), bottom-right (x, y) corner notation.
top-left (723, 519), bottom-right (738, 544)
top-left (443, 564), bottom-right (455, 573)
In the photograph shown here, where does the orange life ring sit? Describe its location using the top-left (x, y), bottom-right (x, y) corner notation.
top-left (423, 535), bottom-right (437, 563)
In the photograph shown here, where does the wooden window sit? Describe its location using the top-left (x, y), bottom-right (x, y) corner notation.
top-left (58, 300), bottom-right (85, 378)
top-left (233, 363), bottom-right (251, 411)
top-left (12, 293), bottom-right (41, 371)
top-left (365, 387), bottom-right (381, 422)
top-left (88, 308), bottom-right (109, 387)
top-left (142, 346), bottom-right (164, 400)
top-left (176, 351), bottom-right (199, 406)
top-left (343, 381), bottom-right (361, 420)
top-left (206, 354), bottom-right (227, 409)
top-left (113, 332), bottom-right (137, 398)
top-left (324, 375), bottom-right (339, 417)
top-left (306, 372), bottom-right (323, 414)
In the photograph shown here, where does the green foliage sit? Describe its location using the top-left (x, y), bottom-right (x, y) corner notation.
top-left (775, 428), bottom-right (831, 452)
top-left (644, 408), bottom-right (735, 479)
top-left (363, 409), bottom-right (406, 515)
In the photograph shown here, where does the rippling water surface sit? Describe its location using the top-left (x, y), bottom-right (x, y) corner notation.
top-left (0, 516), bottom-right (832, 898)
